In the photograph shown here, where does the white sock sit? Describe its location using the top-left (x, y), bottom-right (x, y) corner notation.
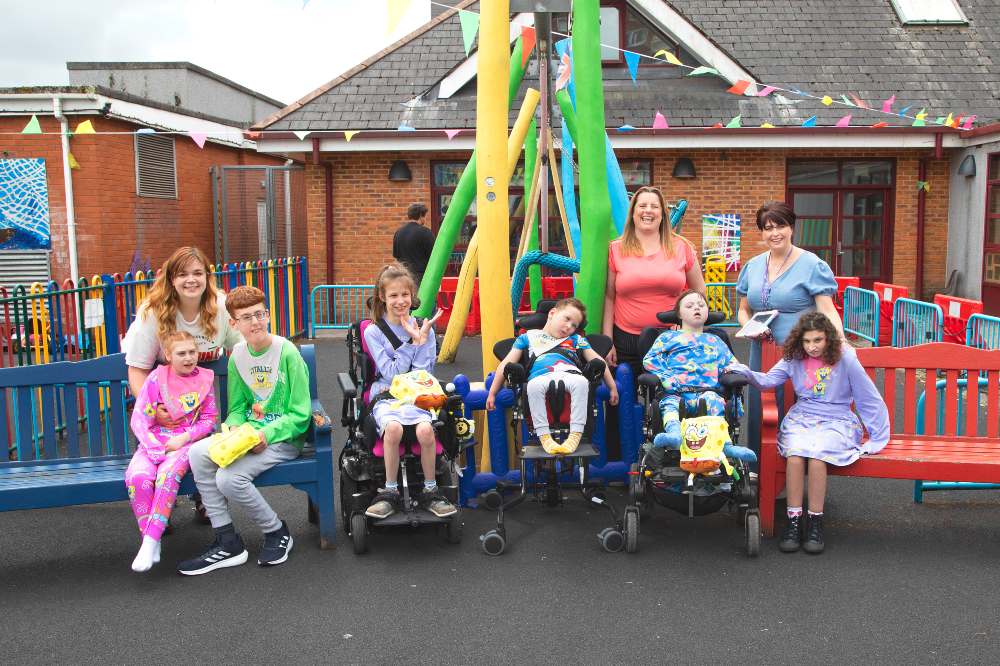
top-left (153, 540), bottom-right (161, 564)
top-left (132, 535), bottom-right (159, 573)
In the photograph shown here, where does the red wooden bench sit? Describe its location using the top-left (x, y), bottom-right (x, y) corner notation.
top-left (757, 341), bottom-right (1000, 537)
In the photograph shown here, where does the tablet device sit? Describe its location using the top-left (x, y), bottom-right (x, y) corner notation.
top-left (735, 310), bottom-right (778, 339)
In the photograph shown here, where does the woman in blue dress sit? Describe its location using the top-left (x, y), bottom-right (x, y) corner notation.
top-left (736, 201), bottom-right (843, 457)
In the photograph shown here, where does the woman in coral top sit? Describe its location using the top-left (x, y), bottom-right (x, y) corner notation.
top-left (602, 185), bottom-right (705, 379)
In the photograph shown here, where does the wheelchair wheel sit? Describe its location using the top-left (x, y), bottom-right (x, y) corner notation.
top-left (745, 511), bottom-right (761, 558)
top-left (350, 513), bottom-right (368, 555)
top-left (339, 478), bottom-right (353, 534)
top-left (624, 508), bottom-right (640, 554)
top-left (597, 526), bottom-right (624, 553)
top-left (481, 529), bottom-right (506, 556)
top-left (482, 489), bottom-right (503, 511)
top-left (444, 516), bottom-right (463, 544)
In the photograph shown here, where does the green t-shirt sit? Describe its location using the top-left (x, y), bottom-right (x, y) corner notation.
top-left (225, 335), bottom-right (311, 450)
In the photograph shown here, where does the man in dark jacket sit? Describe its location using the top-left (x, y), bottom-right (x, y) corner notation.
top-left (392, 202), bottom-right (435, 287)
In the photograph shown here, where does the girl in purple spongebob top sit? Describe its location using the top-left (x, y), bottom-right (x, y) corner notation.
top-left (728, 312), bottom-right (889, 555)
top-left (126, 330), bottom-right (217, 573)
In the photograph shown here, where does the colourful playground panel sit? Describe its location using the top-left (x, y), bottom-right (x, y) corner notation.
top-left (834, 276), bottom-right (860, 319)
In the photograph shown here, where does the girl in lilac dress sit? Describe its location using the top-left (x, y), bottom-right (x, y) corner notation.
top-left (729, 312), bottom-right (889, 555)
top-left (361, 264), bottom-right (453, 520)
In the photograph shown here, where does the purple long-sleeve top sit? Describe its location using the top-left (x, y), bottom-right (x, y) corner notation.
top-left (730, 346), bottom-right (891, 454)
top-left (363, 317), bottom-right (437, 397)
top-left (130, 366), bottom-right (219, 463)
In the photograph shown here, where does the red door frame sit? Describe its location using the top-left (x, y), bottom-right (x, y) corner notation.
top-left (785, 158), bottom-right (897, 287)
top-left (983, 151), bottom-right (1000, 315)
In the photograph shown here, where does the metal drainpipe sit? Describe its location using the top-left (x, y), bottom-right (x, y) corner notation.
top-left (325, 162), bottom-right (334, 283)
top-left (916, 156), bottom-right (927, 299)
top-left (52, 96), bottom-right (81, 284)
top-left (284, 159), bottom-right (293, 257)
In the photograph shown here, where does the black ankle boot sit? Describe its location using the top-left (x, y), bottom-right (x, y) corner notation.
top-left (778, 514), bottom-right (802, 553)
top-left (803, 514), bottom-right (825, 554)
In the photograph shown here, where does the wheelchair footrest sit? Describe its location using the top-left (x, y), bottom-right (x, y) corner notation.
top-left (521, 442), bottom-right (600, 460)
top-left (371, 508), bottom-right (456, 527)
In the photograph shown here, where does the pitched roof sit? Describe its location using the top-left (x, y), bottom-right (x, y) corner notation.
top-left (256, 0), bottom-right (1000, 132)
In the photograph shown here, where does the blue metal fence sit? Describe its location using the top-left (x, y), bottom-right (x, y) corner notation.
top-left (966, 313), bottom-right (1000, 351)
top-left (842, 286), bottom-right (880, 346)
top-left (310, 285), bottom-right (374, 336)
top-left (891, 297), bottom-right (943, 348)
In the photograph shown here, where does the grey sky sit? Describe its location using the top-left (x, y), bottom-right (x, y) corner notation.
top-left (0, 0), bottom-right (431, 104)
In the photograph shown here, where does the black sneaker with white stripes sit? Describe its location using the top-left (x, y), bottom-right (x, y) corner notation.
top-left (177, 533), bottom-right (249, 576)
top-left (257, 521), bottom-right (293, 566)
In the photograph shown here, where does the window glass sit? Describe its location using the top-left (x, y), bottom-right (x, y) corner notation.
top-left (989, 187), bottom-right (1000, 216)
top-left (891, 0), bottom-right (967, 24)
top-left (433, 163), bottom-right (465, 187)
top-left (795, 218), bottom-right (833, 246)
top-left (623, 7), bottom-right (676, 59)
top-left (788, 161), bottom-right (838, 185)
top-left (987, 218), bottom-right (1000, 245)
top-left (620, 159), bottom-right (652, 189)
top-left (792, 192), bottom-right (835, 217)
top-left (843, 161), bottom-right (893, 185)
top-left (990, 154), bottom-right (1000, 181)
top-left (600, 6), bottom-right (620, 60)
top-left (843, 192), bottom-right (885, 216)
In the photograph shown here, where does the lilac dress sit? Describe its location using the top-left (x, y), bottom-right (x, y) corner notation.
top-left (362, 317), bottom-right (437, 432)
top-left (730, 346), bottom-right (890, 466)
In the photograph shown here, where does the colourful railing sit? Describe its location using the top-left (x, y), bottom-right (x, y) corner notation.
top-left (1, 257), bottom-right (309, 368)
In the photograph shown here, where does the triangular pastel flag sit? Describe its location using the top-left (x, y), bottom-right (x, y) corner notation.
top-left (397, 124), bottom-right (415, 132)
top-left (74, 120), bottom-right (95, 134)
top-left (871, 122), bottom-right (888, 128)
top-left (760, 122), bottom-right (775, 128)
top-left (952, 115), bottom-right (963, 129)
top-left (898, 105), bottom-right (912, 116)
top-left (840, 95), bottom-right (855, 107)
top-left (293, 130), bottom-right (311, 141)
top-left (881, 94), bottom-right (896, 114)
top-left (850, 94), bottom-right (869, 109)
top-left (725, 115), bottom-right (742, 128)
top-left (726, 80), bottom-right (751, 95)
top-left (653, 49), bottom-right (683, 66)
top-left (774, 95), bottom-right (802, 105)
top-left (624, 51), bottom-right (640, 84)
top-left (344, 131), bottom-right (359, 141)
top-left (617, 125), bottom-right (636, 132)
top-left (386, 0), bottom-right (411, 37)
top-left (555, 52), bottom-right (572, 91)
top-left (934, 116), bottom-right (946, 125)
top-left (821, 95), bottom-right (833, 106)
top-left (835, 114), bottom-right (852, 127)
top-left (68, 152), bottom-right (80, 169)
top-left (801, 115), bottom-right (817, 127)
top-left (944, 112), bottom-right (954, 127)
top-left (189, 132), bottom-right (207, 148)
top-left (916, 181), bottom-right (930, 193)
top-left (962, 115), bottom-right (976, 129)
top-left (711, 123), bottom-right (724, 129)
top-left (756, 85), bottom-right (776, 97)
top-left (912, 117), bottom-right (926, 127)
top-left (458, 9), bottom-right (479, 55)
top-left (520, 26), bottom-right (536, 68)
top-left (21, 115), bottom-right (42, 134)
top-left (688, 66), bottom-right (719, 77)
top-left (444, 129), bottom-right (460, 140)
top-left (652, 112), bottom-right (668, 130)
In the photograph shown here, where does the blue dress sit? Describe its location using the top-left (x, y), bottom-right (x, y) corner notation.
top-left (736, 251), bottom-right (837, 454)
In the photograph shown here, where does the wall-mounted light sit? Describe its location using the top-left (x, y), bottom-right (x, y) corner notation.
top-left (388, 160), bottom-right (412, 182)
top-left (672, 157), bottom-right (696, 179)
top-left (958, 154), bottom-right (976, 177)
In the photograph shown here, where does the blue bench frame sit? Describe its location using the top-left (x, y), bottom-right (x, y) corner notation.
top-left (0, 345), bottom-right (336, 549)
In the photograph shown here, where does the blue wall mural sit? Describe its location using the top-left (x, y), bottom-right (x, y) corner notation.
top-left (0, 158), bottom-right (51, 250)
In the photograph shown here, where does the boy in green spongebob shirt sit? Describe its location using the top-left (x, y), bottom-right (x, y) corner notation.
top-left (179, 286), bottom-right (311, 575)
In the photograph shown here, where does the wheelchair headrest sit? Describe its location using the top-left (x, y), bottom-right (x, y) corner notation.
top-left (637, 325), bottom-right (736, 360)
top-left (656, 309), bottom-right (726, 326)
top-left (516, 298), bottom-right (587, 333)
top-left (492, 333), bottom-right (614, 363)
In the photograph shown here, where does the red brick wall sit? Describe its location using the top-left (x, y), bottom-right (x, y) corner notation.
top-left (305, 147), bottom-right (950, 298)
top-left (0, 115), bottom-right (285, 281)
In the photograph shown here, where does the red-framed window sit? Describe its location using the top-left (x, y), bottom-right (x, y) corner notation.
top-left (785, 159), bottom-right (896, 287)
top-left (983, 152), bottom-right (1000, 314)
top-left (551, 2), bottom-right (678, 66)
top-left (431, 158), bottom-right (653, 277)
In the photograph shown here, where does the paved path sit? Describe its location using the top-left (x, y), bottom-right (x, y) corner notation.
top-left (3, 336), bottom-right (999, 663)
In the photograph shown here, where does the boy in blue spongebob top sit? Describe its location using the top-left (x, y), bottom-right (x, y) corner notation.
top-left (642, 291), bottom-right (737, 451)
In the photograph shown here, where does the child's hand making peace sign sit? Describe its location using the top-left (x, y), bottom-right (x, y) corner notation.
top-left (400, 309), bottom-right (444, 346)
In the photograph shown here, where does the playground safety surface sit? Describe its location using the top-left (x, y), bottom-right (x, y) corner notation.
top-left (3, 336), bottom-right (999, 662)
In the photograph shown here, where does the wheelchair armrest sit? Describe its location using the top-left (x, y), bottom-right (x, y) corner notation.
top-left (637, 373), bottom-right (662, 390)
top-left (338, 372), bottom-right (357, 398)
top-left (719, 372), bottom-right (749, 390)
top-left (504, 362), bottom-right (527, 384)
top-left (583, 358), bottom-right (606, 382)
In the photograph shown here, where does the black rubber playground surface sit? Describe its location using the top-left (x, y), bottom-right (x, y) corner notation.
top-left (3, 335), bottom-right (1000, 663)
